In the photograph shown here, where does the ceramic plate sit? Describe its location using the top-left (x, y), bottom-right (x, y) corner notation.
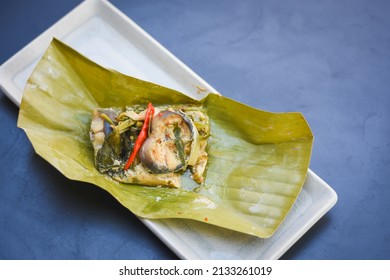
top-left (0, 0), bottom-right (337, 259)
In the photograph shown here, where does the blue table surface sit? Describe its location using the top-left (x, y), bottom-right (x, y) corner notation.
top-left (1, 0), bottom-right (390, 260)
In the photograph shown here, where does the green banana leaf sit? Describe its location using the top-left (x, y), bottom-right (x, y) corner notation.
top-left (17, 38), bottom-right (313, 238)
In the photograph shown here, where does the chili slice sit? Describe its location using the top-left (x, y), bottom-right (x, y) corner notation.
top-left (123, 103), bottom-right (154, 170)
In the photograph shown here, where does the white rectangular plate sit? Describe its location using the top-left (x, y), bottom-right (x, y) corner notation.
top-left (0, 0), bottom-right (337, 259)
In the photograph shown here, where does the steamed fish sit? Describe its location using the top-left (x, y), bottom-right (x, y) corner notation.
top-left (90, 103), bottom-right (210, 188)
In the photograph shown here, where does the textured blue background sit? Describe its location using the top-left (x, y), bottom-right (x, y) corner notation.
top-left (1, 0), bottom-right (389, 259)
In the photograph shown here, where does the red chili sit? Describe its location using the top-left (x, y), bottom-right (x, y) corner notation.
top-left (124, 103), bottom-right (154, 170)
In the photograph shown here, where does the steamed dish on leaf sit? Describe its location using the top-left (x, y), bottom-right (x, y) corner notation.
top-left (90, 103), bottom-right (210, 188)
top-left (17, 39), bottom-right (314, 238)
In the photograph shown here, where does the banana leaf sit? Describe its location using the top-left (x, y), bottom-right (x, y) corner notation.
top-left (17, 38), bottom-right (313, 238)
